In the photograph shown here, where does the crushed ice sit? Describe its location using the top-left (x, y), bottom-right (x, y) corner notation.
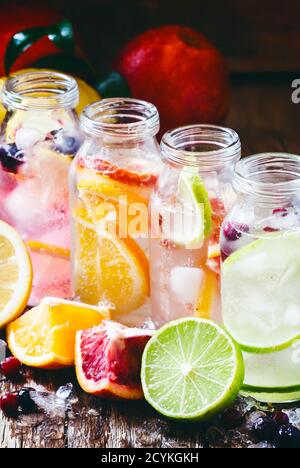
top-left (29, 383), bottom-right (78, 419)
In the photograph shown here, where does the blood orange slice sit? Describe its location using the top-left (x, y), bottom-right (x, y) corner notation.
top-left (75, 321), bottom-right (153, 399)
top-left (77, 157), bottom-right (158, 187)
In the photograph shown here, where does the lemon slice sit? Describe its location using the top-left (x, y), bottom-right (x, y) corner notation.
top-left (26, 241), bottom-right (70, 259)
top-left (0, 221), bottom-right (32, 328)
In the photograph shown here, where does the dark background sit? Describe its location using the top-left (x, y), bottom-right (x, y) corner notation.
top-left (38, 0), bottom-right (300, 75)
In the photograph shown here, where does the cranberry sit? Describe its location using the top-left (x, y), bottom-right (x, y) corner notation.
top-left (274, 424), bottom-right (300, 449)
top-left (223, 222), bottom-right (249, 242)
top-left (18, 388), bottom-right (36, 413)
top-left (252, 416), bottom-right (277, 442)
top-left (273, 208), bottom-right (288, 217)
top-left (0, 144), bottom-right (24, 173)
top-left (272, 411), bottom-right (290, 427)
top-left (0, 393), bottom-right (19, 417)
top-left (0, 357), bottom-right (21, 379)
top-left (220, 408), bottom-right (244, 430)
top-left (263, 226), bottom-right (280, 233)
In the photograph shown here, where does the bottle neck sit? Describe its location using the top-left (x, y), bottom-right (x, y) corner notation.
top-left (2, 71), bottom-right (79, 111)
top-left (80, 98), bottom-right (160, 143)
top-left (233, 153), bottom-right (300, 204)
top-left (160, 125), bottom-right (241, 171)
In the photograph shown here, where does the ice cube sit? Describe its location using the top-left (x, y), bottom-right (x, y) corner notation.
top-left (0, 339), bottom-right (7, 363)
top-left (170, 267), bottom-right (204, 307)
top-left (30, 383), bottom-right (78, 419)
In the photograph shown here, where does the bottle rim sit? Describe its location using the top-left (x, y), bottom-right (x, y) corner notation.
top-left (233, 153), bottom-right (300, 200)
top-left (160, 124), bottom-right (241, 170)
top-left (80, 98), bottom-right (160, 138)
top-left (1, 71), bottom-right (79, 111)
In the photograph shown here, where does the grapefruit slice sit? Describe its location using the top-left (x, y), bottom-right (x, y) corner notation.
top-left (77, 157), bottom-right (158, 187)
top-left (75, 321), bottom-right (153, 399)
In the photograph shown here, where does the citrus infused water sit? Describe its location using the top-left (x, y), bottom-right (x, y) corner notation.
top-left (70, 99), bottom-right (162, 326)
top-left (221, 153), bottom-right (300, 403)
top-left (150, 125), bottom-right (241, 327)
top-left (0, 72), bottom-right (82, 305)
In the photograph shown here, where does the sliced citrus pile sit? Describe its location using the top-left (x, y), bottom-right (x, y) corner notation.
top-left (73, 205), bottom-right (150, 315)
top-left (7, 297), bottom-right (110, 368)
top-left (0, 221), bottom-right (32, 328)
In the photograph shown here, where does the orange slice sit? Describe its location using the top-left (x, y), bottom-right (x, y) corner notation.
top-left (195, 267), bottom-right (219, 319)
top-left (7, 297), bottom-right (110, 369)
top-left (73, 206), bottom-right (150, 316)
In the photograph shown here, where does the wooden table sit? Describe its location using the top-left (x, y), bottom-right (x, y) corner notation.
top-left (1, 76), bottom-right (300, 448)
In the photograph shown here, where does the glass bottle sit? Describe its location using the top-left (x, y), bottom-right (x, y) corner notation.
top-left (150, 124), bottom-right (241, 327)
top-left (221, 153), bottom-right (300, 403)
top-left (0, 71), bottom-right (82, 305)
top-left (70, 98), bottom-right (162, 326)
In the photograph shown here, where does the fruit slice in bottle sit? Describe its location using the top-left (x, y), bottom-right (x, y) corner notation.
top-left (27, 241), bottom-right (71, 306)
top-left (169, 266), bottom-right (219, 320)
top-left (75, 321), bottom-right (153, 399)
top-left (240, 388), bottom-right (300, 404)
top-left (77, 172), bottom-right (149, 238)
top-left (73, 205), bottom-right (150, 315)
top-left (0, 220), bottom-right (32, 328)
top-left (162, 169), bottom-right (212, 249)
top-left (141, 318), bottom-right (244, 421)
top-left (7, 297), bottom-right (110, 368)
top-left (242, 343), bottom-right (300, 390)
top-left (222, 234), bottom-right (300, 352)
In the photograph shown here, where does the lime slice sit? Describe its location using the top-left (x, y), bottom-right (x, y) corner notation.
top-left (241, 388), bottom-right (300, 404)
top-left (141, 318), bottom-right (244, 421)
top-left (164, 170), bottom-right (212, 249)
top-left (243, 342), bottom-right (300, 390)
top-left (222, 235), bottom-right (300, 352)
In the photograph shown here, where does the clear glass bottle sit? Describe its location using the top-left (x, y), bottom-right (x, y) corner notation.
top-left (150, 124), bottom-right (241, 327)
top-left (70, 98), bottom-right (162, 326)
top-left (221, 153), bottom-right (300, 403)
top-left (0, 71), bottom-right (82, 305)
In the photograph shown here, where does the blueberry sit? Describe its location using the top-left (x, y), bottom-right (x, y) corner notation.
top-left (274, 424), bottom-right (300, 449)
top-left (272, 411), bottom-right (290, 427)
top-left (52, 129), bottom-right (81, 156)
top-left (18, 388), bottom-right (36, 413)
top-left (0, 143), bottom-right (24, 173)
top-left (220, 408), bottom-right (245, 430)
top-left (252, 416), bottom-right (278, 442)
top-left (223, 222), bottom-right (249, 242)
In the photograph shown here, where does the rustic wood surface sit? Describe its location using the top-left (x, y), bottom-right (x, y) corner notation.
top-left (0, 77), bottom-right (300, 448)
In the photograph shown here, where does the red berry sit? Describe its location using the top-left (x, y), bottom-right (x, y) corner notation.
top-left (272, 411), bottom-right (290, 427)
top-left (221, 408), bottom-right (244, 430)
top-left (0, 393), bottom-right (19, 417)
top-left (1, 357), bottom-right (21, 379)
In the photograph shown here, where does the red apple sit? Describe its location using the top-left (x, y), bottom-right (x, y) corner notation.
top-left (115, 25), bottom-right (231, 135)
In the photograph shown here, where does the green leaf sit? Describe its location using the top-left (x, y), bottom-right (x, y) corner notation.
top-left (95, 72), bottom-right (131, 98)
top-left (5, 20), bottom-right (75, 75)
top-left (33, 53), bottom-right (95, 83)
